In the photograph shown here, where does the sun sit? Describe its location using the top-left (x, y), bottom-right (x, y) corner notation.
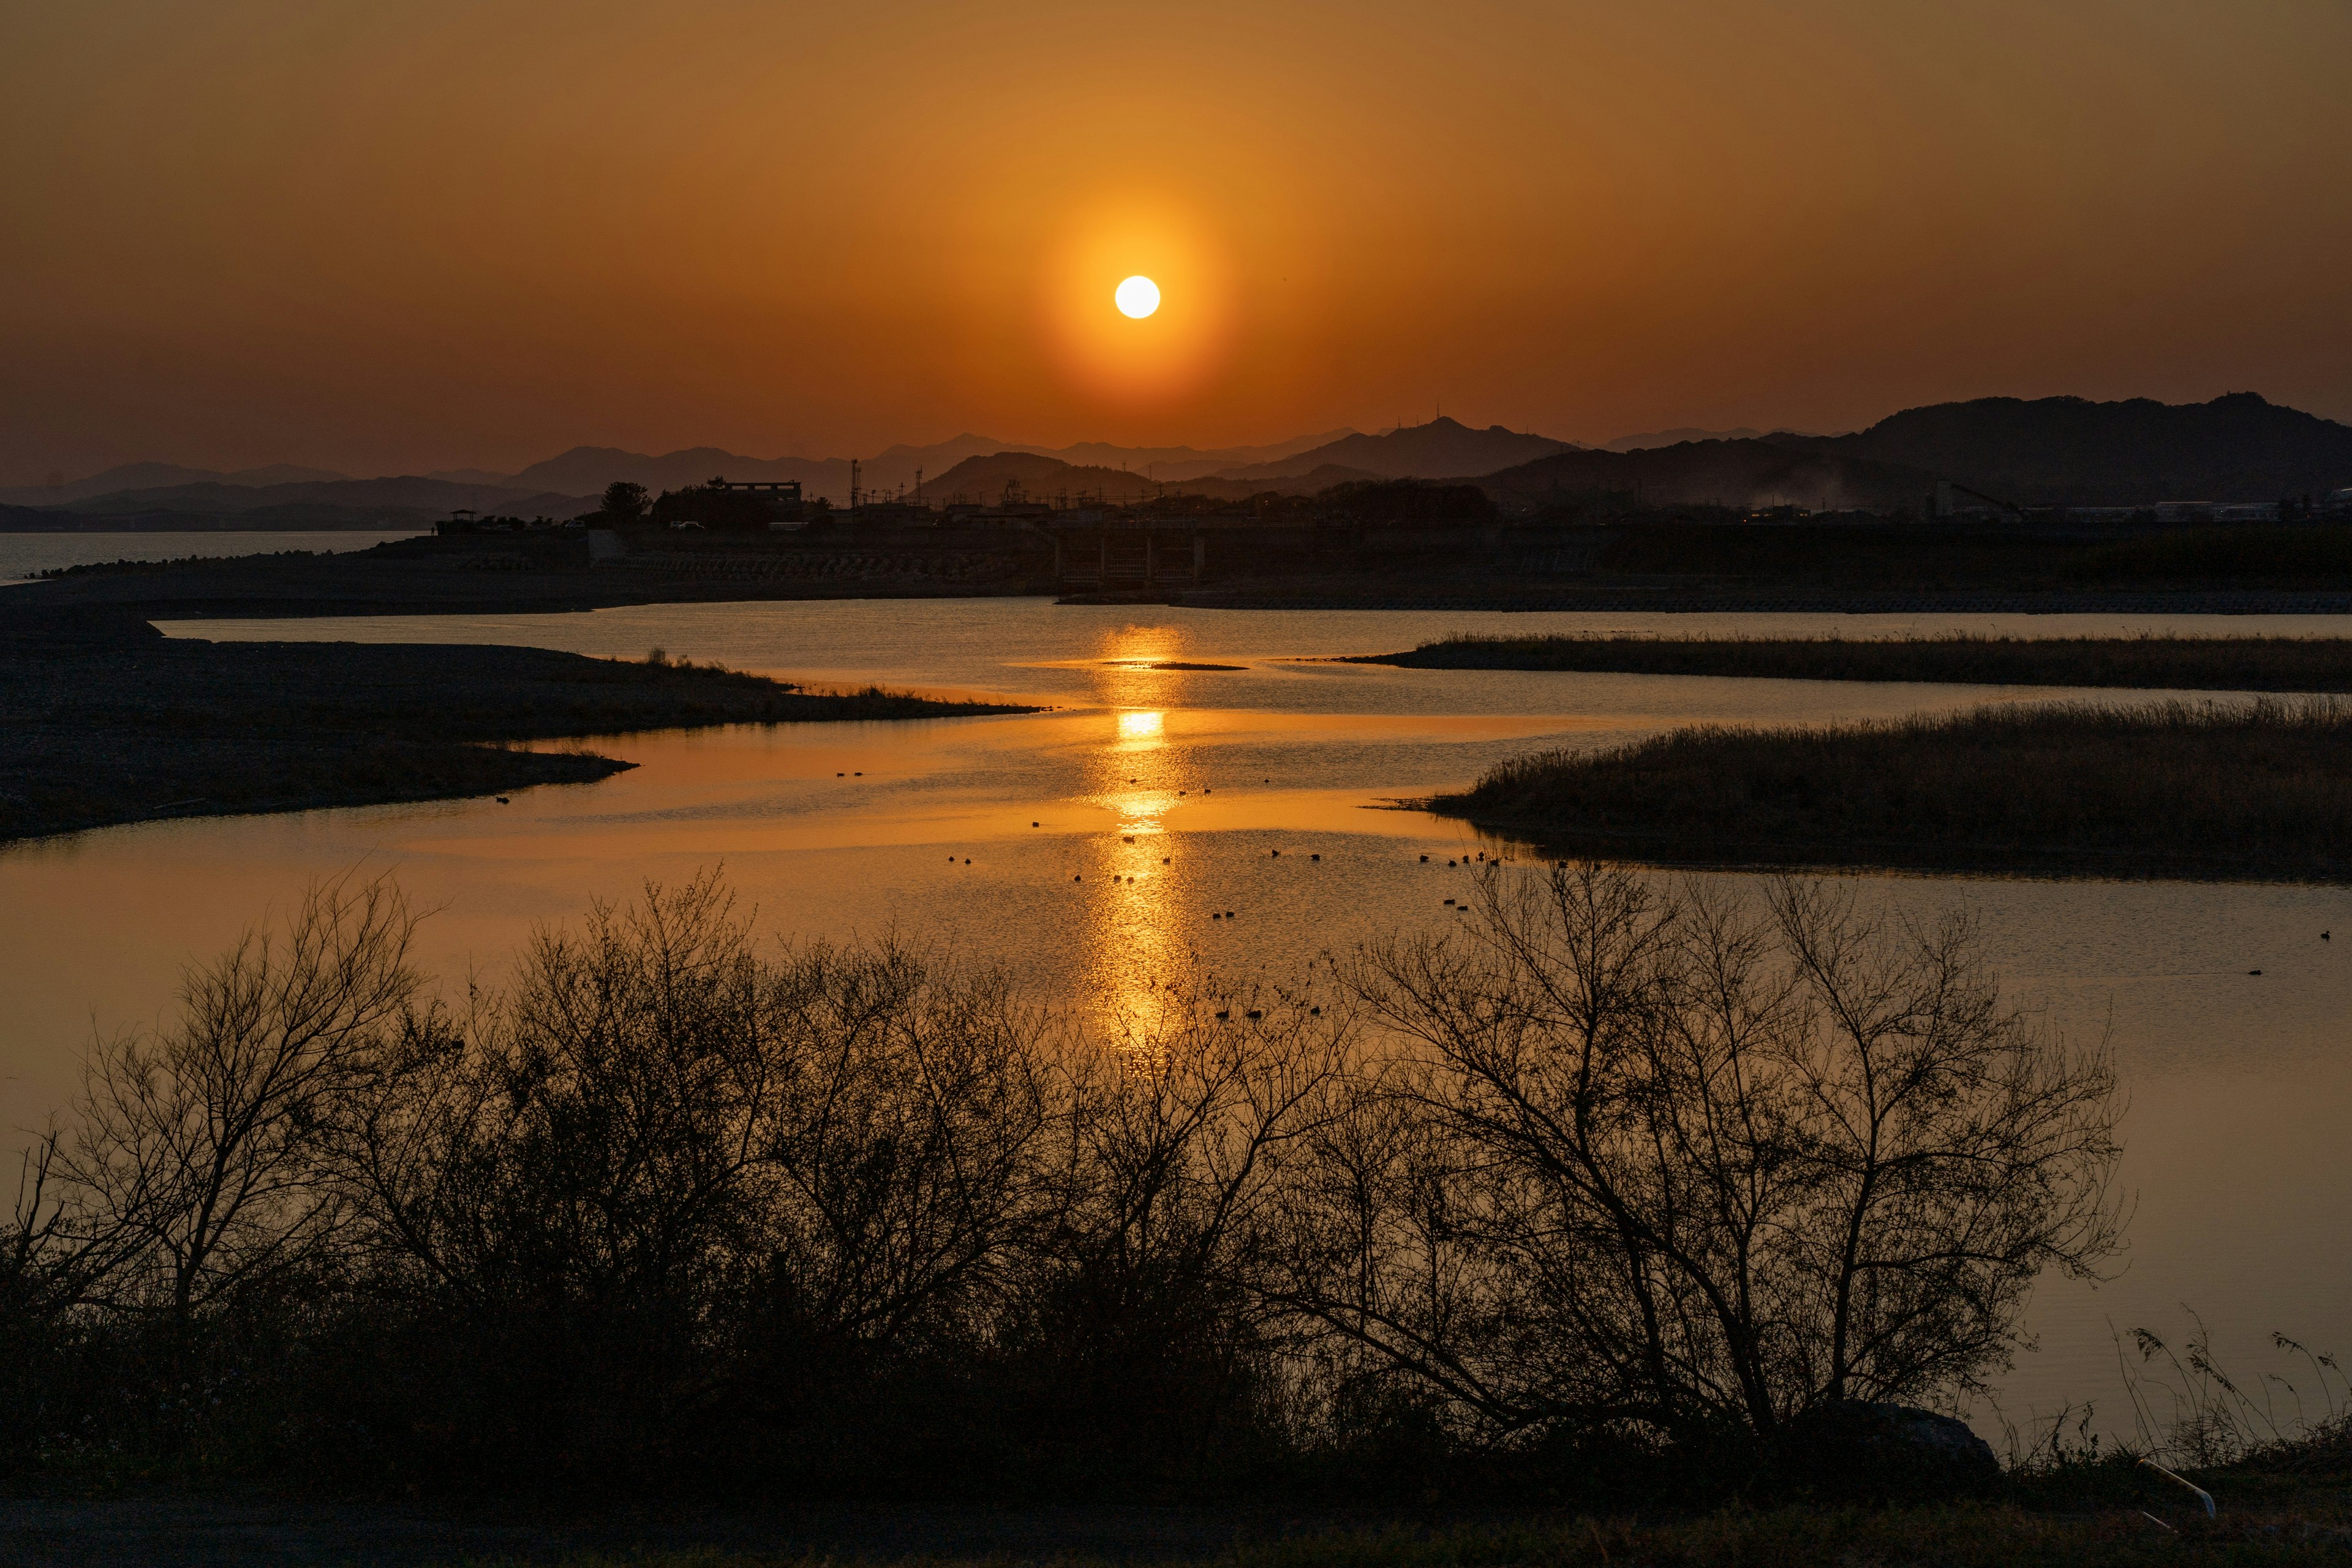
top-left (1114, 275), bottom-right (1160, 318)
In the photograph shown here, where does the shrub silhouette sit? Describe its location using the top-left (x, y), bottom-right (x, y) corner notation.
top-left (1, 866), bottom-right (2122, 1499)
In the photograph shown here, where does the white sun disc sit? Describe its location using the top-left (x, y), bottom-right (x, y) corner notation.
top-left (1115, 276), bottom-right (1160, 318)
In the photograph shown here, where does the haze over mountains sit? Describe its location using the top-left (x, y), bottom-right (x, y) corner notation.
top-left (17, 462), bottom-right (353, 507)
top-left (1214, 418), bottom-right (1581, 481)
top-left (5, 394), bottom-right (2346, 531)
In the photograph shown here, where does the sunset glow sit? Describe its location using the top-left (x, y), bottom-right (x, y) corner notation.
top-left (0, 2), bottom-right (2345, 477)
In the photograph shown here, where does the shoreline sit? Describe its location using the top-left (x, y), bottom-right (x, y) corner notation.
top-left (14, 537), bottom-right (2352, 622)
top-left (0, 633), bottom-right (1038, 844)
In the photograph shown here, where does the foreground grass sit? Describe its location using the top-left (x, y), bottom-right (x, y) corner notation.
top-left (1352, 635), bottom-right (2352, 693)
top-left (1430, 698), bottom-right (2352, 879)
top-left (0, 636), bottom-right (1036, 841)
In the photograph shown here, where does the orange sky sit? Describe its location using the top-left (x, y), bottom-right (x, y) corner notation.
top-left (3, 0), bottom-right (2348, 483)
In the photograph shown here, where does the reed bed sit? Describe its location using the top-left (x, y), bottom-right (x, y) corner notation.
top-left (1359, 634), bottom-right (2352, 692)
top-left (1431, 698), bottom-right (2352, 878)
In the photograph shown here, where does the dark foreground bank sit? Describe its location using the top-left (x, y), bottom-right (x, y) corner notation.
top-left (1352, 634), bottom-right (2352, 692)
top-left (1431, 698), bottom-right (2352, 880)
top-left (4, 1489), bottom-right (2351, 1568)
top-left (0, 630), bottom-right (1033, 841)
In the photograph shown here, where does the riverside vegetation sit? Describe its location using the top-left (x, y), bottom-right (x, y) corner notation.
top-left (0, 864), bottom-right (2133, 1509)
top-left (1431, 698), bottom-right (2352, 880)
top-left (1354, 634), bottom-right (2352, 693)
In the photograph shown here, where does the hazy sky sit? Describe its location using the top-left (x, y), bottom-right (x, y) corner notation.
top-left (4, 0), bottom-right (2349, 483)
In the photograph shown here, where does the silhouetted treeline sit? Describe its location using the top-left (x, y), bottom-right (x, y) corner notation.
top-left (0, 869), bottom-right (2119, 1501)
top-left (649, 483), bottom-right (782, 530)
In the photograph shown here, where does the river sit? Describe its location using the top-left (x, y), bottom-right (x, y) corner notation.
top-left (4, 595), bottom-right (2348, 1444)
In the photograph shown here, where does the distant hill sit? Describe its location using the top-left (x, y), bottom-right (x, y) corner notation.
top-left (1219, 417), bottom-right (1578, 481)
top-left (0, 462), bottom-right (349, 507)
top-left (1479, 440), bottom-right (1937, 511)
top-left (917, 451), bottom-right (1391, 507)
top-left (1781, 393), bottom-right (2352, 505)
top-left (1229, 463), bottom-right (1387, 496)
top-left (1042, 431), bottom-right (1357, 483)
top-left (1603, 426), bottom-right (1771, 452)
top-left (921, 453), bottom-right (1163, 507)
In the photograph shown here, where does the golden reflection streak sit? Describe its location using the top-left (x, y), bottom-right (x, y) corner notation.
top-left (1080, 706), bottom-right (1199, 1066)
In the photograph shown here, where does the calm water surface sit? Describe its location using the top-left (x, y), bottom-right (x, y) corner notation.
top-left (0, 529), bottom-right (426, 583)
top-left (6, 597), bottom-right (2350, 1440)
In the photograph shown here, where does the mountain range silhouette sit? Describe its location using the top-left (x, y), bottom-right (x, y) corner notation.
top-left (7, 394), bottom-right (2346, 525)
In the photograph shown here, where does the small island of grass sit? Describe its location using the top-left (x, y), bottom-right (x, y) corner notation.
top-left (1104, 658), bottom-right (1247, 671)
top-left (1429, 698), bottom-right (2352, 880)
top-left (1351, 633), bottom-right (2352, 692)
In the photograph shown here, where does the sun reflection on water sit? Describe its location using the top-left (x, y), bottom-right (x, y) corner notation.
top-left (1080, 705), bottom-right (1205, 1049)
